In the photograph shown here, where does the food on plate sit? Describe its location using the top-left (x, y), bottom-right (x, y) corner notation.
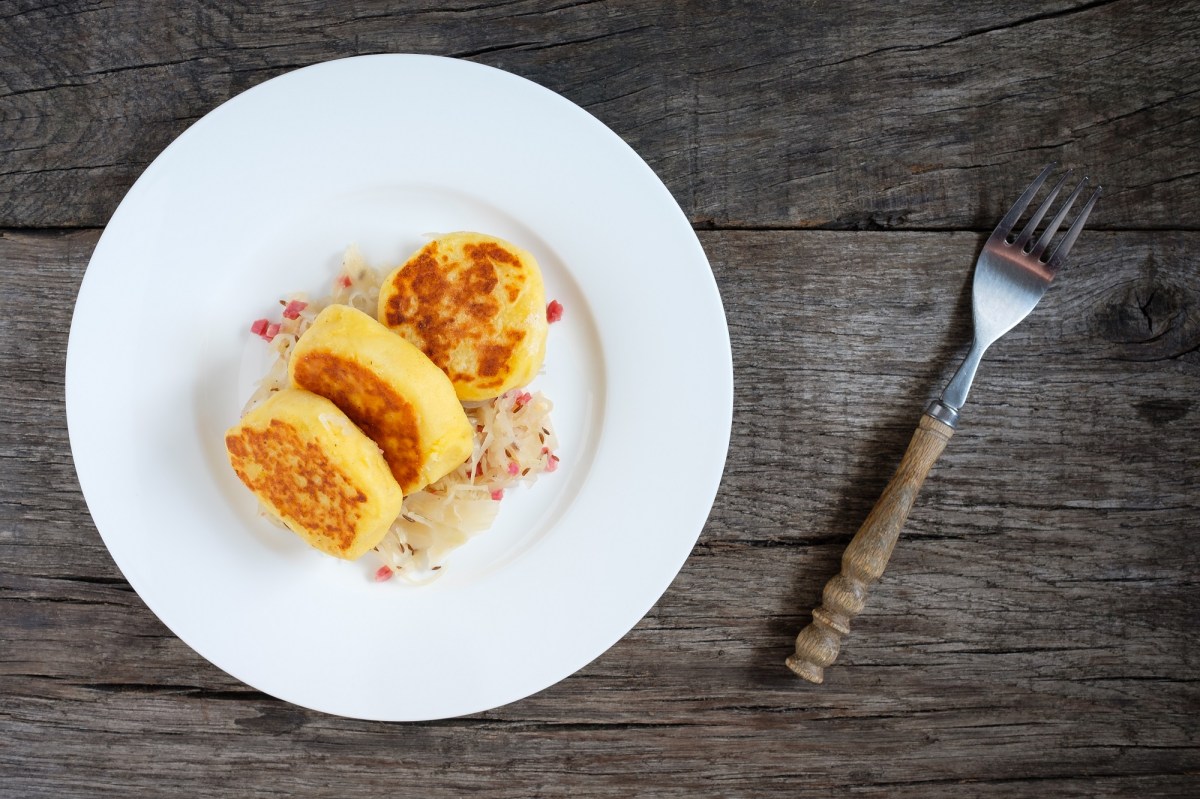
top-left (374, 386), bottom-right (559, 579)
top-left (233, 240), bottom-right (564, 582)
top-left (241, 246), bottom-right (381, 416)
top-left (377, 232), bottom-right (548, 401)
top-left (289, 304), bottom-right (474, 496)
top-left (224, 388), bottom-right (404, 560)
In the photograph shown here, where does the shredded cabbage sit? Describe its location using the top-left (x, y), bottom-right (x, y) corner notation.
top-left (374, 390), bottom-right (558, 581)
top-left (242, 245), bottom-right (380, 415)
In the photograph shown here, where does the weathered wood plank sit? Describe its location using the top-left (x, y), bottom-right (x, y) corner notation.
top-left (5, 1), bottom-right (1198, 794)
top-left (1, 1), bottom-right (1197, 230)
top-left (2, 682), bottom-right (1197, 798)
top-left (1, 228), bottom-right (1196, 796)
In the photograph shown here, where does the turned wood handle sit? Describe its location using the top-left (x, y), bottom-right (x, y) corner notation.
top-left (787, 412), bottom-right (955, 683)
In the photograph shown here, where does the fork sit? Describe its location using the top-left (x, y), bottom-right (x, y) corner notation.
top-left (786, 164), bottom-right (1102, 684)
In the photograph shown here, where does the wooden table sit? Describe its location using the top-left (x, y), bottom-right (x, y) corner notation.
top-left (3, 2), bottom-right (1198, 796)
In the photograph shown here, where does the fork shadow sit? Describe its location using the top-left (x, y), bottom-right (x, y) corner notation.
top-left (749, 251), bottom-right (978, 691)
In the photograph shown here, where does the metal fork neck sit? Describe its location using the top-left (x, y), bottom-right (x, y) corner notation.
top-left (927, 338), bottom-right (988, 429)
top-left (924, 399), bottom-right (960, 429)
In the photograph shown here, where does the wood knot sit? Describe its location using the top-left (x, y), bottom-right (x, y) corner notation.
top-left (1133, 397), bottom-right (1193, 426)
top-left (233, 705), bottom-right (308, 734)
top-left (1093, 272), bottom-right (1200, 362)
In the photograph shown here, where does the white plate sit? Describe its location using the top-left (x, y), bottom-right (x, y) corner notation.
top-left (66, 54), bottom-right (731, 721)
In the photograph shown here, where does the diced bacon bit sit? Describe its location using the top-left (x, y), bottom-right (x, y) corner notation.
top-left (546, 299), bottom-right (564, 323)
top-left (250, 318), bottom-right (269, 337)
top-left (512, 391), bottom-right (533, 411)
top-left (507, 462), bottom-right (520, 476)
top-left (282, 299), bottom-right (308, 319)
top-left (374, 565), bottom-right (394, 582)
top-left (337, 274), bottom-right (352, 288)
top-left (545, 453), bottom-right (559, 473)
top-left (490, 488), bottom-right (505, 501)
top-left (263, 322), bottom-right (281, 342)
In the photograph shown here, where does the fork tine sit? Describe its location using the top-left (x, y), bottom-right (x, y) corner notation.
top-left (1029, 177), bottom-right (1089, 260)
top-left (1012, 170), bottom-right (1071, 250)
top-left (1045, 185), bottom-right (1102, 270)
top-left (992, 163), bottom-right (1056, 240)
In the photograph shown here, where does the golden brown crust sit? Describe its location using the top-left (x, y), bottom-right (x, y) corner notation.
top-left (379, 233), bottom-right (547, 401)
top-left (290, 350), bottom-right (422, 491)
top-left (225, 418), bottom-right (369, 555)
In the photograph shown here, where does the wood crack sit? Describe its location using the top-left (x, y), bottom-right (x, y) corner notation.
top-left (423, 0), bottom-right (527, 15)
top-left (0, 0), bottom-right (102, 23)
top-left (807, 0), bottom-right (1124, 71)
top-left (3, 596), bottom-right (127, 607)
top-left (450, 41), bottom-right (541, 59)
top-left (930, 0), bottom-right (1127, 47)
top-left (548, 25), bottom-right (656, 48)
top-left (0, 162), bottom-right (123, 179)
top-left (47, 680), bottom-right (274, 701)
top-left (0, 56), bottom-right (201, 101)
top-left (851, 770), bottom-right (1200, 789)
top-left (509, 0), bottom-right (609, 18)
top-left (1106, 169), bottom-right (1200, 195)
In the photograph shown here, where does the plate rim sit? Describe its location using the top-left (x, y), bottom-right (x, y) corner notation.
top-left (66, 53), bottom-right (733, 720)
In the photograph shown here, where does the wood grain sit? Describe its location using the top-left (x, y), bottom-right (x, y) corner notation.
top-left (1, 1), bottom-right (1198, 230)
top-left (3, 1), bottom-right (1198, 795)
top-left (2, 228), bottom-right (1197, 796)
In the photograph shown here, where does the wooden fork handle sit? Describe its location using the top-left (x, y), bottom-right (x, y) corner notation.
top-left (787, 412), bottom-right (955, 683)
